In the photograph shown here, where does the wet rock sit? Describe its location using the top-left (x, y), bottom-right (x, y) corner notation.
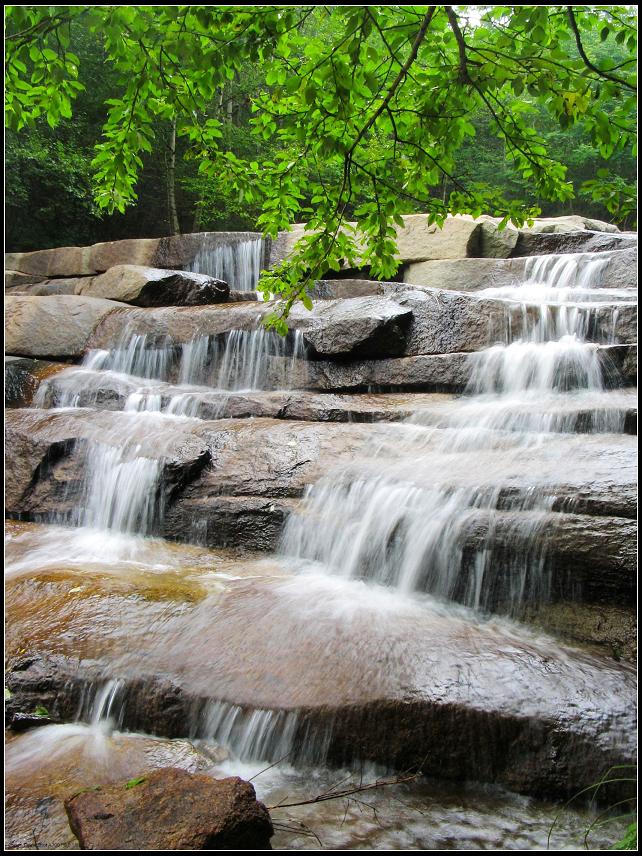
top-left (88, 296), bottom-right (412, 360)
top-left (524, 603), bottom-right (637, 662)
top-left (461, 510), bottom-right (636, 607)
top-left (165, 495), bottom-right (300, 552)
top-left (402, 247), bottom-right (637, 292)
top-left (4, 408), bottom-right (211, 522)
top-left (5, 295), bottom-right (127, 359)
top-left (5, 576), bottom-right (636, 804)
top-left (65, 769), bottom-right (273, 850)
top-left (5, 654), bottom-right (94, 727)
top-left (290, 296), bottom-right (412, 358)
top-left (5, 357), bottom-right (70, 407)
top-left (5, 724), bottom-right (221, 852)
top-left (77, 265), bottom-right (229, 307)
top-left (512, 230), bottom-right (633, 257)
top-left (268, 344), bottom-right (635, 392)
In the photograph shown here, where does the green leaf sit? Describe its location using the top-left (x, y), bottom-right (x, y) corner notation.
top-left (125, 777), bottom-right (147, 789)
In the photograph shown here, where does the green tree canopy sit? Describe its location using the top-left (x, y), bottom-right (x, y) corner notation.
top-left (5, 5), bottom-right (637, 328)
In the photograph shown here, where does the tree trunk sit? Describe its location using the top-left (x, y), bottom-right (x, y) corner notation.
top-left (167, 117), bottom-right (180, 236)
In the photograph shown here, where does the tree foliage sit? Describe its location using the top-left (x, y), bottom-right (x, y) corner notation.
top-left (5, 5), bottom-right (637, 328)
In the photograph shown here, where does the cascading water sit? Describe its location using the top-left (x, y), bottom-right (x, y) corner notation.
top-left (280, 251), bottom-right (627, 615)
top-left (6, 237), bottom-right (636, 850)
top-left (36, 328), bottom-right (307, 416)
top-left (187, 234), bottom-right (265, 292)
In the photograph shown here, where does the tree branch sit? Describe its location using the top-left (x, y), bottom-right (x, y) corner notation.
top-left (566, 7), bottom-right (636, 92)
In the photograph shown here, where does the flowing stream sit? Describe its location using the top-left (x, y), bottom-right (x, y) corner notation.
top-left (5, 248), bottom-right (636, 849)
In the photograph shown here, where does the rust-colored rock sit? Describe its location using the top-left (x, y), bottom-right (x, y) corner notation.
top-left (64, 769), bottom-right (273, 850)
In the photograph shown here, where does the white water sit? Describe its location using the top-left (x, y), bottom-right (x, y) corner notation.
top-left (187, 234), bottom-right (265, 292)
top-left (280, 252), bottom-right (626, 613)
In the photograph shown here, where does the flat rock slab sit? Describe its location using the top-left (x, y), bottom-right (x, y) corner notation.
top-left (513, 230), bottom-right (636, 257)
top-left (4, 568), bottom-right (636, 800)
top-left (5, 232), bottom-right (266, 279)
top-left (5, 295), bottom-right (127, 359)
top-left (276, 344), bottom-right (636, 392)
top-left (35, 368), bottom-right (457, 423)
top-left (65, 769), bottom-right (273, 850)
top-left (402, 247), bottom-right (637, 292)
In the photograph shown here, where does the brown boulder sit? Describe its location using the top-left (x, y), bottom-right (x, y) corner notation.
top-left (64, 769), bottom-right (273, 850)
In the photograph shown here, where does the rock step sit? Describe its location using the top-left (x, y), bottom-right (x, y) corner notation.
top-left (28, 369), bottom-right (637, 434)
top-left (5, 216), bottom-right (621, 283)
top-left (4, 554), bottom-right (636, 803)
top-left (396, 246), bottom-right (637, 293)
top-left (6, 285), bottom-right (636, 362)
top-left (264, 345), bottom-right (636, 392)
top-left (5, 409), bottom-right (636, 608)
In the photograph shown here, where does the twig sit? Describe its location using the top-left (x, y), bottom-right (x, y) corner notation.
top-left (267, 770), bottom-right (421, 811)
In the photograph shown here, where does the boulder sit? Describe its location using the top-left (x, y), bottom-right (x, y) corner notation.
top-left (65, 769), bottom-right (273, 851)
top-left (5, 715), bottom-right (225, 851)
top-left (479, 219), bottom-right (519, 258)
top-left (77, 265), bottom-right (229, 306)
top-left (5, 295), bottom-right (127, 359)
top-left (290, 295), bottom-right (412, 358)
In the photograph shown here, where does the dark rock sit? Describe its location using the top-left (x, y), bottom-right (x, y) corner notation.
top-left (78, 265), bottom-right (230, 307)
top-left (8, 712), bottom-right (57, 731)
top-left (5, 357), bottom-right (70, 407)
top-left (290, 296), bottom-right (412, 358)
top-left (164, 495), bottom-right (300, 552)
top-left (4, 409), bottom-right (211, 524)
top-left (64, 769), bottom-right (273, 850)
top-left (524, 602), bottom-right (637, 662)
top-left (512, 230), bottom-right (636, 257)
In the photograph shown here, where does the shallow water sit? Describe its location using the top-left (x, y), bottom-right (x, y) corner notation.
top-left (5, 722), bottom-right (631, 851)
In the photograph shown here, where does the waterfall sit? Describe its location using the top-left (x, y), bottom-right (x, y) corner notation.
top-left (187, 235), bottom-right (265, 292)
top-left (280, 251), bottom-right (622, 615)
top-left (34, 328), bottom-right (307, 413)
